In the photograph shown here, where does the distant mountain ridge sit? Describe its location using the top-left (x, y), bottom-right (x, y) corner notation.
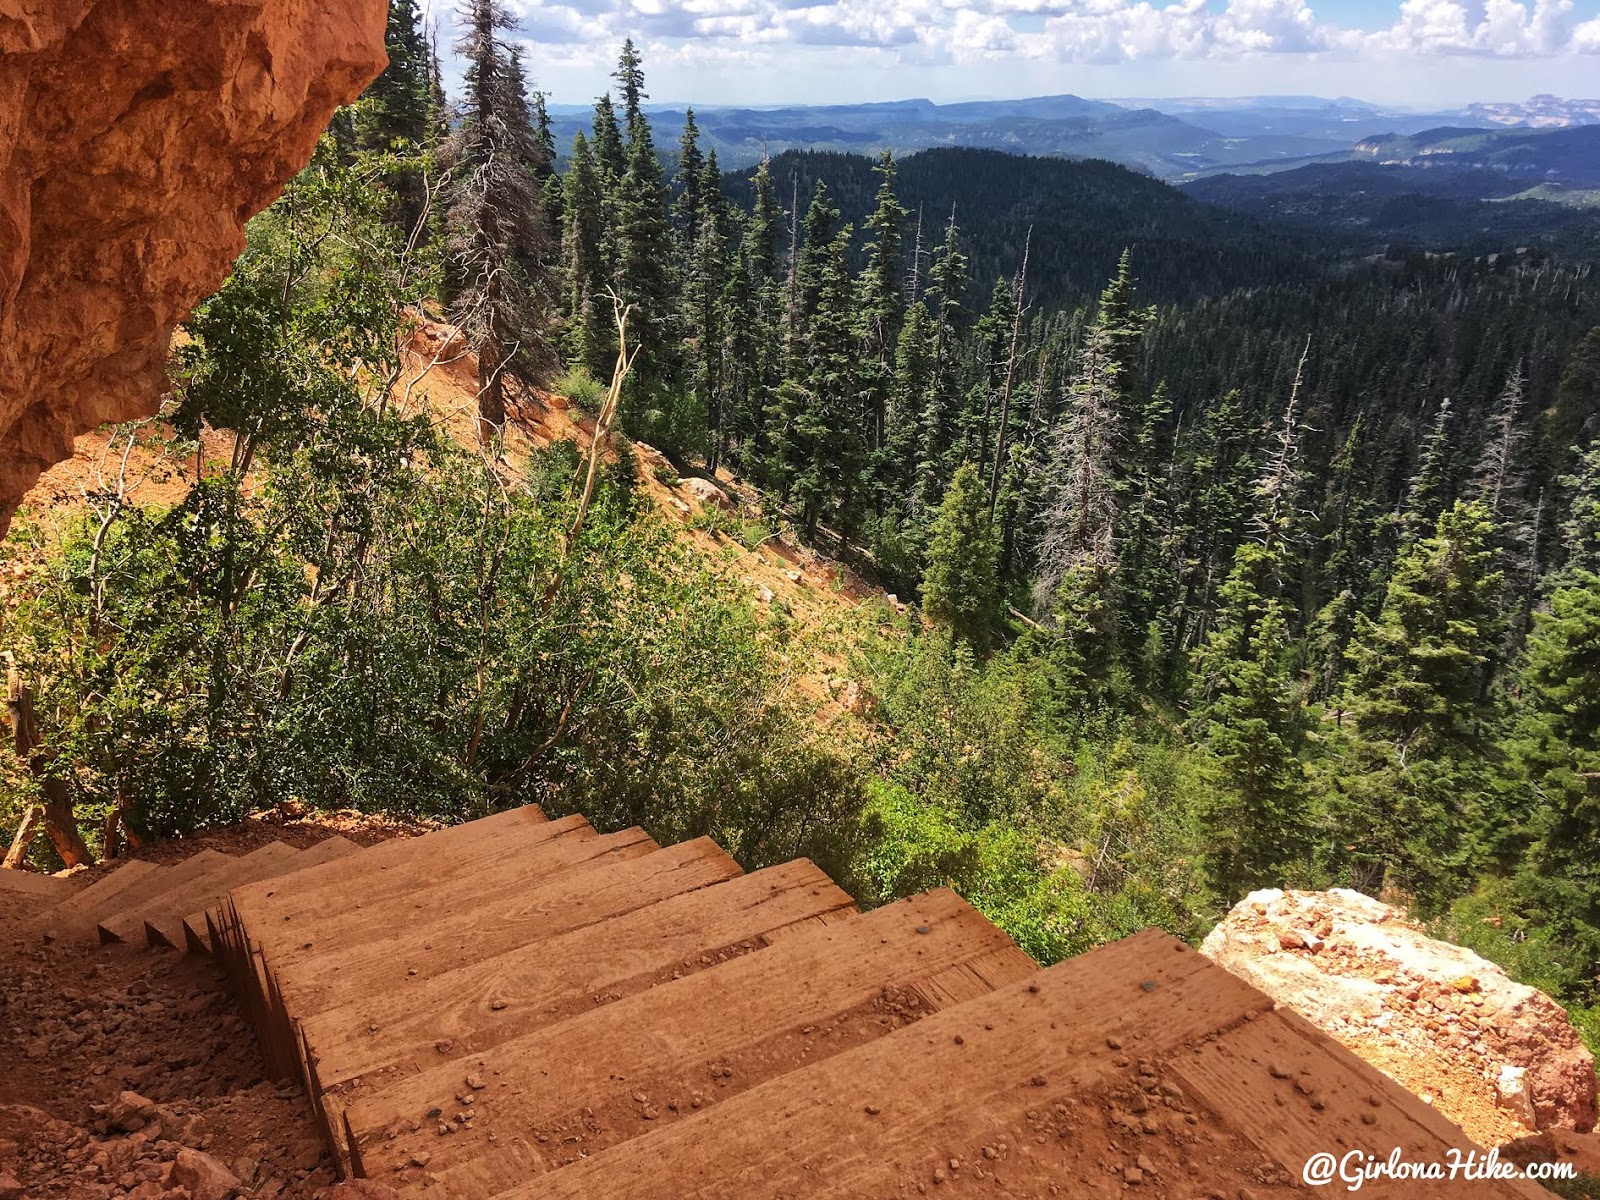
top-left (547, 93), bottom-right (1600, 184)
top-left (1350, 125), bottom-right (1600, 186)
top-left (1462, 94), bottom-right (1600, 128)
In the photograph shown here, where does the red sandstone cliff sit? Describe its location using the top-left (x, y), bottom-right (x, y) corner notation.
top-left (0, 0), bottom-right (388, 535)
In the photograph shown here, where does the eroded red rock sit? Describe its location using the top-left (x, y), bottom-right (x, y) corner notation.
top-left (1203, 887), bottom-right (1600, 1141)
top-left (0, 0), bottom-right (388, 534)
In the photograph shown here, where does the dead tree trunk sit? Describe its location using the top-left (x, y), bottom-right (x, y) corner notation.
top-left (2, 804), bottom-right (43, 870)
top-left (3, 660), bottom-right (91, 868)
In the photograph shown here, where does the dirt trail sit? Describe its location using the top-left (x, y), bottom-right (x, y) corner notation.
top-left (0, 814), bottom-right (415, 1200)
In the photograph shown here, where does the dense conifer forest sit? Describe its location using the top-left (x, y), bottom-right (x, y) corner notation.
top-left (5, 0), bottom-right (1600, 1048)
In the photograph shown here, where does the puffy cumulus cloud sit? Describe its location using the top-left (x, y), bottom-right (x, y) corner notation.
top-left (495, 0), bottom-right (1600, 67)
top-left (1370, 0), bottom-right (1577, 54)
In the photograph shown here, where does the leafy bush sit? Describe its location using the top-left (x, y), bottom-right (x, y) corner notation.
top-left (554, 365), bottom-right (606, 413)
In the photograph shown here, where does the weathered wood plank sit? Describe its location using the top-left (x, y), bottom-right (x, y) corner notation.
top-left (303, 858), bottom-right (857, 1096)
top-left (230, 804), bottom-right (557, 950)
top-left (489, 931), bottom-right (1281, 1200)
top-left (345, 888), bottom-right (1038, 1196)
top-left (1169, 1006), bottom-right (1550, 1199)
top-left (39, 858), bottom-right (186, 943)
top-left (139, 842), bottom-right (304, 948)
top-left (184, 835), bottom-right (364, 954)
top-left (281, 836), bottom-right (738, 1165)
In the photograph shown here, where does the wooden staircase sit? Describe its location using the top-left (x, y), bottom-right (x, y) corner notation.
top-left (16, 805), bottom-right (1544, 1198)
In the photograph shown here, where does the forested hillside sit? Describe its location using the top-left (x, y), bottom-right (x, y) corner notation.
top-left (5, 0), bottom-right (1600, 1053)
top-left (1187, 162), bottom-right (1600, 254)
top-left (723, 148), bottom-right (1318, 306)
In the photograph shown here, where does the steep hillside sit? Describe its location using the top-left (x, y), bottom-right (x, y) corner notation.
top-left (8, 318), bottom-right (886, 731)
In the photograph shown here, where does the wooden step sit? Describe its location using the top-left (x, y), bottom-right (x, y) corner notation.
top-left (224, 804), bottom-right (556, 955)
top-left (0, 867), bottom-right (79, 903)
top-left (96, 843), bottom-right (285, 945)
top-left (269, 832), bottom-right (722, 1033)
top-left (220, 808), bottom-right (575, 1077)
top-left (344, 887), bottom-right (1038, 1195)
top-left (302, 858), bottom-right (858, 1098)
top-left (485, 930), bottom-right (1277, 1200)
top-left (95, 851), bottom-right (235, 947)
top-left (253, 827), bottom-right (666, 1097)
top-left (278, 836), bottom-right (742, 1163)
top-left (37, 859), bottom-right (168, 940)
top-left (255, 821), bottom-right (637, 983)
top-left (493, 929), bottom-right (1539, 1200)
top-left (65, 857), bottom-right (238, 947)
top-left (1167, 1004), bottom-right (1549, 1199)
top-left (141, 842), bottom-right (305, 948)
top-left (183, 835), bottom-right (364, 954)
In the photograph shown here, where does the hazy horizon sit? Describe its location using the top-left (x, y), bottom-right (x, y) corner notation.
top-left (417, 0), bottom-right (1600, 110)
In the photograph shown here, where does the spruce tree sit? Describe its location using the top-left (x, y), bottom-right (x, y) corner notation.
top-left (913, 212), bottom-right (968, 514)
top-left (530, 88), bottom-right (556, 181)
top-left (964, 278), bottom-right (1015, 483)
top-left (590, 94), bottom-right (626, 184)
top-left (858, 152), bottom-right (907, 464)
top-left (1117, 381), bottom-right (1177, 677)
top-left (559, 131), bottom-right (608, 376)
top-left (1034, 260), bottom-right (1149, 620)
top-left (1191, 542), bottom-right (1308, 900)
top-left (608, 42), bottom-right (676, 400)
top-left (737, 157), bottom-right (786, 474)
top-left (443, 0), bottom-right (554, 435)
top-left (685, 151), bottom-right (730, 468)
top-left (588, 93), bottom-right (626, 286)
top-left (673, 109), bottom-right (707, 254)
top-left (767, 182), bottom-right (860, 539)
top-left (1475, 366), bottom-right (1543, 648)
top-left (1510, 446), bottom-right (1600, 992)
top-left (354, 0), bottom-right (436, 238)
top-left (1560, 437), bottom-right (1600, 577)
top-left (1399, 397), bottom-right (1455, 545)
top-left (359, 1), bottom-right (433, 153)
top-left (886, 301), bottom-right (935, 506)
top-left (746, 157), bottom-right (783, 285)
top-left (1549, 324), bottom-right (1600, 465)
top-left (922, 463), bottom-right (1001, 650)
top-left (1327, 500), bottom-right (1503, 902)
top-left (1172, 389), bottom-right (1257, 657)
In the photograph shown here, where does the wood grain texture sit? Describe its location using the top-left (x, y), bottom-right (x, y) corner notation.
top-left (303, 857), bottom-right (856, 1096)
top-left (346, 888), bottom-right (1037, 1196)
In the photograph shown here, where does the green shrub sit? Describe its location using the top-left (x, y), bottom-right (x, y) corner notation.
top-left (554, 365), bottom-right (606, 413)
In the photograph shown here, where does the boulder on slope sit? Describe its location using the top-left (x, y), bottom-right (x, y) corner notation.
top-left (1202, 887), bottom-right (1598, 1141)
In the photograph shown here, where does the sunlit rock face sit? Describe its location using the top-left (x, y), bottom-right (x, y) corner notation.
top-left (0, 0), bottom-right (388, 534)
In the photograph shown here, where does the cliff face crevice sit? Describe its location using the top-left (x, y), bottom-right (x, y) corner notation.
top-left (0, 0), bottom-right (388, 534)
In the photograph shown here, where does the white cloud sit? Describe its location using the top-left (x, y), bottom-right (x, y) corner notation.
top-left (484, 0), bottom-right (1600, 94)
top-left (1370, 0), bottom-right (1578, 54)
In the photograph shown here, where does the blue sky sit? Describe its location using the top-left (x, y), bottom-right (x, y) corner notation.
top-left (420, 0), bottom-right (1600, 108)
